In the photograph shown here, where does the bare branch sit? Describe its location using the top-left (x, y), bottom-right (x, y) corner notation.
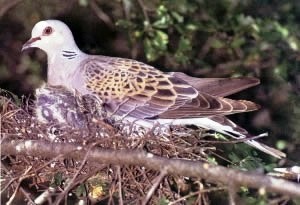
top-left (117, 166), bottom-right (124, 205)
top-left (53, 143), bottom-right (96, 205)
top-left (0, 0), bottom-right (22, 18)
top-left (142, 169), bottom-right (167, 205)
top-left (137, 0), bottom-right (150, 23)
top-left (228, 184), bottom-right (238, 205)
top-left (169, 187), bottom-right (226, 205)
top-left (2, 139), bottom-right (300, 197)
top-left (90, 0), bottom-right (114, 29)
top-left (1, 162), bottom-right (35, 204)
top-left (6, 166), bottom-right (33, 205)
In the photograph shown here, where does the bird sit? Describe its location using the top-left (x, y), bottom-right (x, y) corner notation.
top-left (22, 19), bottom-right (286, 158)
top-left (35, 84), bottom-right (105, 128)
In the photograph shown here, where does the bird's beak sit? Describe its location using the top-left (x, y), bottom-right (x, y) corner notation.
top-left (21, 37), bottom-right (41, 51)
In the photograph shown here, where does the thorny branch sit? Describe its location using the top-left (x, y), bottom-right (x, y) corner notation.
top-left (2, 139), bottom-right (300, 198)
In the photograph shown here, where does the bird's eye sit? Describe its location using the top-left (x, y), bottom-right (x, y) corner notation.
top-left (43, 26), bottom-right (53, 35)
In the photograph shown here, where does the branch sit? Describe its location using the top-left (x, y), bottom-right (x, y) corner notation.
top-left (89, 0), bottom-right (114, 29)
top-left (0, 0), bottom-right (22, 18)
top-left (2, 139), bottom-right (300, 197)
top-left (142, 169), bottom-right (167, 205)
top-left (137, 0), bottom-right (150, 23)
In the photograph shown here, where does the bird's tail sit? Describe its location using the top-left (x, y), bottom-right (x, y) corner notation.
top-left (206, 116), bottom-right (286, 159)
top-left (126, 116), bottom-right (287, 159)
top-left (245, 138), bottom-right (286, 159)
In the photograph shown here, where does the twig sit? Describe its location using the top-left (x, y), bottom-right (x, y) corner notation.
top-left (6, 166), bottom-right (33, 205)
top-left (125, 166), bottom-right (145, 195)
top-left (90, 0), bottom-right (114, 29)
top-left (268, 195), bottom-right (290, 205)
top-left (2, 139), bottom-right (300, 197)
top-left (1, 175), bottom-right (19, 195)
top-left (53, 143), bottom-right (95, 205)
top-left (142, 168), bottom-right (167, 205)
top-left (108, 175), bottom-right (116, 205)
top-left (1, 165), bottom-right (34, 204)
top-left (0, 0), bottom-right (22, 18)
top-left (1, 162), bottom-right (35, 204)
top-left (137, 0), bottom-right (150, 23)
top-left (0, 113), bottom-right (2, 139)
top-left (168, 186), bottom-right (226, 205)
top-left (228, 183), bottom-right (238, 205)
top-left (197, 36), bottom-right (215, 59)
top-left (34, 187), bottom-right (57, 205)
top-left (33, 154), bottom-right (64, 172)
top-left (117, 166), bottom-right (124, 205)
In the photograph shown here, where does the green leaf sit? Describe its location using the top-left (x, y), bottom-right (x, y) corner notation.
top-left (74, 184), bottom-right (87, 197)
top-left (214, 133), bottom-right (228, 140)
top-left (274, 22), bottom-right (289, 38)
top-left (185, 23), bottom-right (198, 31)
top-left (276, 140), bottom-right (287, 150)
top-left (115, 20), bottom-right (135, 29)
top-left (228, 152), bottom-right (241, 163)
top-left (211, 39), bottom-right (225, 49)
top-left (287, 36), bottom-right (299, 50)
top-left (244, 196), bottom-right (268, 205)
top-left (50, 172), bottom-right (64, 187)
top-left (144, 38), bottom-right (156, 61)
top-left (157, 4), bottom-right (168, 16)
top-left (239, 156), bottom-right (263, 170)
top-left (171, 11), bottom-right (184, 23)
top-left (178, 37), bottom-right (191, 50)
top-left (154, 30), bottom-right (169, 48)
top-left (158, 196), bottom-right (169, 205)
top-left (207, 156), bottom-right (218, 165)
top-left (237, 14), bottom-right (255, 26)
top-left (0, 88), bottom-right (20, 105)
top-left (231, 37), bottom-right (245, 48)
top-left (153, 15), bottom-right (172, 29)
top-left (78, 0), bottom-right (88, 7)
top-left (174, 37), bottom-right (192, 64)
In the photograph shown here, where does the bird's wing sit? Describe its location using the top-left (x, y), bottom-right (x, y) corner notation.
top-left (81, 57), bottom-right (259, 119)
top-left (171, 72), bottom-right (260, 97)
top-left (158, 96), bottom-right (258, 119)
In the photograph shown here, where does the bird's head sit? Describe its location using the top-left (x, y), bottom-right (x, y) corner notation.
top-left (22, 20), bottom-right (79, 54)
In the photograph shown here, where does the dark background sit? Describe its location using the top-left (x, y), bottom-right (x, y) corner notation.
top-left (0, 0), bottom-right (299, 163)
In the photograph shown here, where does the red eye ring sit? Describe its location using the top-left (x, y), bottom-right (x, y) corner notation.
top-left (43, 26), bottom-right (53, 35)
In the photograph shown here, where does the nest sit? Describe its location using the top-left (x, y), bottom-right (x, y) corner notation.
top-left (0, 86), bottom-right (230, 204)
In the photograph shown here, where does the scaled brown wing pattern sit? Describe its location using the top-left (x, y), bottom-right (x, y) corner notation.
top-left (83, 56), bottom-right (259, 119)
top-left (172, 72), bottom-right (260, 97)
